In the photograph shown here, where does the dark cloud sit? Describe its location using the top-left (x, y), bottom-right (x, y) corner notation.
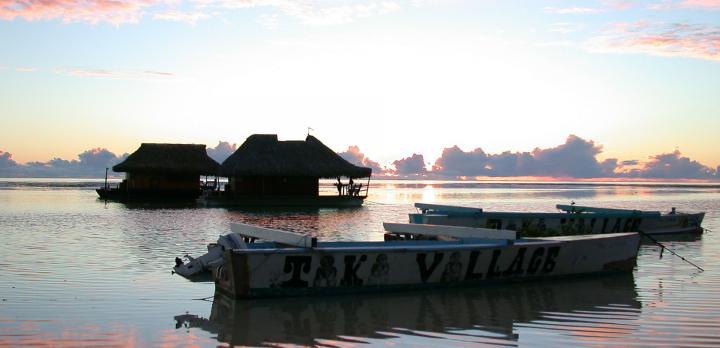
top-left (0, 148), bottom-right (125, 178)
top-left (620, 160), bottom-right (639, 166)
top-left (337, 145), bottom-right (383, 174)
top-left (393, 154), bottom-right (427, 175)
top-left (79, 148), bottom-right (119, 170)
top-left (206, 141), bottom-right (237, 164)
top-left (530, 135), bottom-right (610, 177)
top-left (2, 137), bottom-right (717, 180)
top-left (0, 151), bottom-right (18, 169)
top-left (599, 158), bottom-right (619, 176)
top-left (627, 150), bottom-right (715, 179)
top-left (432, 146), bottom-right (491, 176)
top-left (433, 135), bottom-right (614, 178)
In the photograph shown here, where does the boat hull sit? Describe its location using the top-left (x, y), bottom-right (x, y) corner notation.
top-left (214, 232), bottom-right (640, 298)
top-left (410, 211), bottom-right (704, 236)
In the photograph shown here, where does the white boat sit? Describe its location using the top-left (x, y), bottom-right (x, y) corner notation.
top-left (410, 203), bottom-right (705, 237)
top-left (179, 222), bottom-right (641, 298)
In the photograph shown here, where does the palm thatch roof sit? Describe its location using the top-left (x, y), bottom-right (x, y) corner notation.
top-left (113, 143), bottom-right (220, 175)
top-left (220, 134), bottom-right (372, 178)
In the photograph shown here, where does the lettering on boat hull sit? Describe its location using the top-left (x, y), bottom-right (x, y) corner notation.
top-left (214, 232), bottom-right (640, 299)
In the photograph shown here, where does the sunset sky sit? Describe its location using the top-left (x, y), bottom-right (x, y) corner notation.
top-left (1, 0), bottom-right (719, 170)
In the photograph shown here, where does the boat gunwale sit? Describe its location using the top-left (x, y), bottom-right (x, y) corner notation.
top-left (411, 211), bottom-right (703, 218)
top-left (229, 232), bottom-right (638, 254)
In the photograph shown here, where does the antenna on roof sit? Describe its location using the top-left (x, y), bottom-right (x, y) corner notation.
top-left (307, 127), bottom-right (314, 136)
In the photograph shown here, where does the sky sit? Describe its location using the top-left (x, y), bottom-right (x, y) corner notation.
top-left (1, 0), bottom-right (719, 177)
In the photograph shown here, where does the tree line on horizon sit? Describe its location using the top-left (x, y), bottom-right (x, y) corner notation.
top-left (0, 135), bottom-right (717, 180)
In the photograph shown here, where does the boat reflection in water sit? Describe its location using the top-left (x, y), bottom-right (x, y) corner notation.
top-left (175, 274), bottom-right (639, 346)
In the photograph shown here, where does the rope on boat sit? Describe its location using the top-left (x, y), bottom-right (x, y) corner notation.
top-left (638, 230), bottom-right (704, 272)
top-left (192, 295), bottom-right (214, 302)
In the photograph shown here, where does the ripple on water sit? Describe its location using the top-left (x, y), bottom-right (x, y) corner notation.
top-left (1, 184), bottom-right (720, 347)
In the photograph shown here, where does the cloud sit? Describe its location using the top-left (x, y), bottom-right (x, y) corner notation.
top-left (432, 146), bottom-right (491, 177)
top-left (78, 148), bottom-right (119, 169)
top-left (546, 6), bottom-right (606, 14)
top-left (153, 10), bottom-right (209, 24)
top-left (337, 145), bottom-right (383, 174)
top-left (55, 68), bottom-right (175, 80)
top-left (589, 21), bottom-right (720, 62)
top-left (680, 0), bottom-right (720, 9)
top-left (603, 0), bottom-right (634, 10)
top-left (1, 0), bottom-right (401, 25)
top-left (0, 151), bottom-right (18, 169)
top-left (650, 0), bottom-right (720, 10)
top-left (531, 135), bottom-right (613, 177)
top-left (622, 150), bottom-right (716, 178)
top-left (550, 22), bottom-right (583, 34)
top-left (276, 0), bottom-right (401, 26)
top-left (432, 136), bottom-right (718, 179)
top-left (0, 148), bottom-right (126, 177)
top-left (433, 135), bottom-right (617, 178)
top-left (206, 141), bottom-right (237, 163)
top-left (192, 0), bottom-right (401, 26)
top-left (0, 0), bottom-right (155, 24)
top-left (392, 153), bottom-right (427, 175)
top-left (3, 138), bottom-right (717, 179)
top-left (621, 159), bottom-right (640, 166)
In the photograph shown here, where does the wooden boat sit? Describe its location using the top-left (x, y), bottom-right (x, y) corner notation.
top-left (204, 222), bottom-right (639, 298)
top-left (409, 203), bottom-right (705, 237)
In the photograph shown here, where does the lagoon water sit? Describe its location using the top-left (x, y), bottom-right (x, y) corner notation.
top-left (1, 179), bottom-right (720, 347)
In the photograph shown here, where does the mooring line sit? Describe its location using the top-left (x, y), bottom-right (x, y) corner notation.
top-left (192, 296), bottom-right (214, 302)
top-left (639, 230), bottom-right (704, 272)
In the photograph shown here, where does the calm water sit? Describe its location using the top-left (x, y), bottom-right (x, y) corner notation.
top-left (1, 179), bottom-right (719, 347)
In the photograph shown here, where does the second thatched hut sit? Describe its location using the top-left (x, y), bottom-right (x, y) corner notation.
top-left (216, 134), bottom-right (371, 206)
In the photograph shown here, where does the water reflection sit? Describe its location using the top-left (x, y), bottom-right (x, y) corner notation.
top-left (641, 233), bottom-right (703, 244)
top-left (103, 199), bottom-right (200, 210)
top-left (176, 274), bottom-right (638, 346)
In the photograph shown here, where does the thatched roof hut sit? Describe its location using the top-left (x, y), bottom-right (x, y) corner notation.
top-left (113, 143), bottom-right (219, 175)
top-left (220, 135), bottom-right (371, 178)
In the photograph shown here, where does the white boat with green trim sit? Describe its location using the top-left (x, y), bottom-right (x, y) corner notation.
top-left (206, 222), bottom-right (639, 298)
top-left (409, 203), bottom-right (705, 237)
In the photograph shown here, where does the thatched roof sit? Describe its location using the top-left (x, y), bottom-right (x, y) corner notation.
top-left (113, 143), bottom-right (220, 175)
top-left (220, 134), bottom-right (372, 178)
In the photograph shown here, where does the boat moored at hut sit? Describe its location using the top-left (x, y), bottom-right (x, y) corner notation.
top-left (97, 143), bottom-right (220, 201)
top-left (208, 134), bottom-right (372, 207)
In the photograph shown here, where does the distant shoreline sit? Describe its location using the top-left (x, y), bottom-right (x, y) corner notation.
top-left (1, 177), bottom-right (719, 189)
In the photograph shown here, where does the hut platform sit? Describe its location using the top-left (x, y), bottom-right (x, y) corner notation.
top-left (198, 194), bottom-right (366, 207)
